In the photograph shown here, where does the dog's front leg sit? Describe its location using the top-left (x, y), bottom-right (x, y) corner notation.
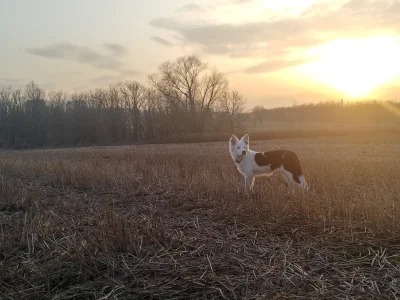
top-left (245, 174), bottom-right (254, 194)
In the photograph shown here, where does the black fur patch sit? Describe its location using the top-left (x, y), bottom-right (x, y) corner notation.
top-left (254, 150), bottom-right (303, 183)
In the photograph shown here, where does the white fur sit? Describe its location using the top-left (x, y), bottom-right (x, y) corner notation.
top-left (229, 134), bottom-right (308, 193)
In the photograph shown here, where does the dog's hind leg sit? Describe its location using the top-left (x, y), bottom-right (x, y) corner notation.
top-left (297, 175), bottom-right (309, 191)
top-left (281, 167), bottom-right (308, 192)
top-left (281, 151), bottom-right (308, 192)
top-left (281, 168), bottom-right (296, 195)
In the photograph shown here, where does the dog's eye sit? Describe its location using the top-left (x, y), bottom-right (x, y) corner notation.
top-left (237, 147), bottom-right (240, 149)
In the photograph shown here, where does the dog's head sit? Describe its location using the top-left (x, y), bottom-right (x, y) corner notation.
top-left (229, 134), bottom-right (249, 163)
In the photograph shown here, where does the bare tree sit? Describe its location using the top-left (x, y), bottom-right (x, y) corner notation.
top-left (25, 81), bottom-right (45, 101)
top-left (0, 56), bottom-right (253, 147)
top-left (66, 91), bottom-right (96, 145)
top-left (0, 86), bottom-right (12, 143)
top-left (106, 84), bottom-right (126, 142)
top-left (0, 87), bottom-right (26, 146)
top-left (47, 91), bottom-right (68, 145)
top-left (220, 90), bottom-right (247, 133)
top-left (9, 88), bottom-right (24, 146)
top-left (89, 88), bottom-right (109, 144)
top-left (252, 105), bottom-right (265, 128)
top-left (197, 69), bottom-right (228, 136)
top-left (142, 89), bottom-right (158, 140)
top-left (150, 56), bottom-right (206, 111)
top-left (23, 82), bottom-right (47, 146)
top-left (149, 55), bottom-right (227, 136)
top-left (119, 81), bottom-right (146, 141)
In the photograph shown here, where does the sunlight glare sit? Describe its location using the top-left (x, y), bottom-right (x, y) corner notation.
top-left (302, 37), bottom-right (400, 98)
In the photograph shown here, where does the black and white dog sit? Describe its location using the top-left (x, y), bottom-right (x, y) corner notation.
top-left (229, 134), bottom-right (308, 192)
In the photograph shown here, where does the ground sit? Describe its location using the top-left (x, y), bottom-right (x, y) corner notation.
top-left (0, 134), bottom-right (400, 299)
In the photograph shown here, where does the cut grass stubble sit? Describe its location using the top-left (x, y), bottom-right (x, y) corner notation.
top-left (1, 139), bottom-right (398, 232)
top-left (1, 136), bottom-right (400, 299)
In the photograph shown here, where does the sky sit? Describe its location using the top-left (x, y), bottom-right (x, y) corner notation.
top-left (1, 0), bottom-right (400, 108)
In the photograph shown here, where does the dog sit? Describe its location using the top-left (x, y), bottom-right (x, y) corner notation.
top-left (229, 134), bottom-right (308, 193)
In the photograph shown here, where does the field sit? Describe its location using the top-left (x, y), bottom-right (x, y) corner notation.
top-left (1, 134), bottom-right (400, 299)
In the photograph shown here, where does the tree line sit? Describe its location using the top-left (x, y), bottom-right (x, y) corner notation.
top-left (1, 55), bottom-right (400, 149)
top-left (0, 56), bottom-right (247, 148)
top-left (251, 100), bottom-right (400, 128)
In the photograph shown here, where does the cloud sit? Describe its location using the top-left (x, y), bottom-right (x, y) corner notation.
top-left (120, 69), bottom-right (140, 76)
top-left (65, 71), bottom-right (82, 75)
top-left (0, 78), bottom-right (24, 83)
top-left (90, 69), bottom-right (141, 86)
top-left (149, 18), bottom-right (182, 31)
top-left (90, 75), bottom-right (127, 85)
top-left (25, 42), bottom-right (129, 72)
top-left (244, 57), bottom-right (317, 73)
top-left (150, 0), bottom-right (400, 71)
top-left (150, 36), bottom-right (174, 47)
top-left (231, 0), bottom-right (253, 3)
top-left (150, 17), bottom-right (314, 55)
top-left (104, 43), bottom-right (128, 56)
top-left (176, 3), bottom-right (205, 12)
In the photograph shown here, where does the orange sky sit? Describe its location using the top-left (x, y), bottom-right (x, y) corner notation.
top-left (1, 0), bottom-right (400, 107)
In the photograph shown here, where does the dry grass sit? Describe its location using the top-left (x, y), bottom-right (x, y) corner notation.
top-left (1, 134), bottom-right (400, 299)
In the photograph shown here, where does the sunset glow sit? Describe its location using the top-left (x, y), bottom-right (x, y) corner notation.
top-left (1, 0), bottom-right (400, 106)
top-left (302, 36), bottom-right (400, 98)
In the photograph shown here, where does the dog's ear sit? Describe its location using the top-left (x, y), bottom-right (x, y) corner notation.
top-left (230, 135), bottom-right (238, 145)
top-left (241, 134), bottom-right (249, 145)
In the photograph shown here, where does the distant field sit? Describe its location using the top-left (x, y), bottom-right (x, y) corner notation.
top-left (1, 134), bottom-right (400, 299)
top-left (245, 121), bottom-right (400, 132)
top-left (151, 125), bottom-right (400, 145)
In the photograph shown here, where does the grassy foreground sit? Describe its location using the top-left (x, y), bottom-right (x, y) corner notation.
top-left (1, 134), bottom-right (400, 299)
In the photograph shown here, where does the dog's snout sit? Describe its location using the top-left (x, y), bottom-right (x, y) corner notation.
top-left (242, 150), bottom-right (247, 155)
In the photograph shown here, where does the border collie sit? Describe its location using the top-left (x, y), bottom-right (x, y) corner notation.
top-left (229, 134), bottom-right (308, 193)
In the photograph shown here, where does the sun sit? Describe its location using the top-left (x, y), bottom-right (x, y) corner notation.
top-left (302, 36), bottom-right (400, 98)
